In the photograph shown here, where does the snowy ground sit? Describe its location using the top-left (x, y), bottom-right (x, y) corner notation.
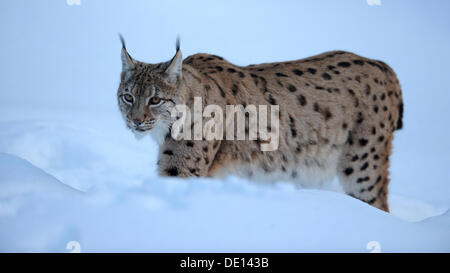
top-left (0, 108), bottom-right (448, 253)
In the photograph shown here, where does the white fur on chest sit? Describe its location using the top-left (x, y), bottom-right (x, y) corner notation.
top-left (149, 121), bottom-right (170, 146)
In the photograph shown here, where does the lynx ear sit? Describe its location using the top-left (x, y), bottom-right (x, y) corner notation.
top-left (119, 34), bottom-right (135, 71)
top-left (165, 37), bottom-right (182, 84)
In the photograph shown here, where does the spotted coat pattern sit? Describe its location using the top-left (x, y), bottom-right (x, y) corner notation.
top-left (118, 45), bottom-right (403, 212)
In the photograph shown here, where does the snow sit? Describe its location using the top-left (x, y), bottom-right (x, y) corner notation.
top-left (1, 0), bottom-right (450, 252)
top-left (0, 110), bottom-right (448, 252)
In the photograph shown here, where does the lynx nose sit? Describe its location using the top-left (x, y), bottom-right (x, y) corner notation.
top-left (133, 119), bottom-right (143, 126)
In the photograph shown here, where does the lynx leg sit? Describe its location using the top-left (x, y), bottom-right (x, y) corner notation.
top-left (157, 137), bottom-right (220, 177)
top-left (337, 129), bottom-right (392, 212)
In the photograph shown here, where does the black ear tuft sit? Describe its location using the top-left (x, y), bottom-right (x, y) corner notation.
top-left (175, 36), bottom-right (180, 52)
top-left (119, 33), bottom-right (126, 49)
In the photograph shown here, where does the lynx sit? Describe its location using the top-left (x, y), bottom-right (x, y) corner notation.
top-left (117, 36), bottom-right (403, 212)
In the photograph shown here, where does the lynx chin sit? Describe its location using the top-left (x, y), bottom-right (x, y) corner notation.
top-left (117, 35), bottom-right (403, 212)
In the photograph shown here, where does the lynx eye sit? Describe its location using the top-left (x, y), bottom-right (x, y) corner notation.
top-left (149, 96), bottom-right (162, 106)
top-left (122, 94), bottom-right (134, 104)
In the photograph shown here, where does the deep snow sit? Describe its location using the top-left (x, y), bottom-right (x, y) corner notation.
top-left (0, 110), bottom-right (448, 252)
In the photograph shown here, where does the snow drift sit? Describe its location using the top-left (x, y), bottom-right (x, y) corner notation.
top-left (0, 111), bottom-right (448, 252)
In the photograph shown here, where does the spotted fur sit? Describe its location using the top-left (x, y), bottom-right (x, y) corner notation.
top-left (117, 38), bottom-right (403, 212)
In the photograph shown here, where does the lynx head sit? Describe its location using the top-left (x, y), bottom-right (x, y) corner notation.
top-left (117, 35), bottom-right (186, 144)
